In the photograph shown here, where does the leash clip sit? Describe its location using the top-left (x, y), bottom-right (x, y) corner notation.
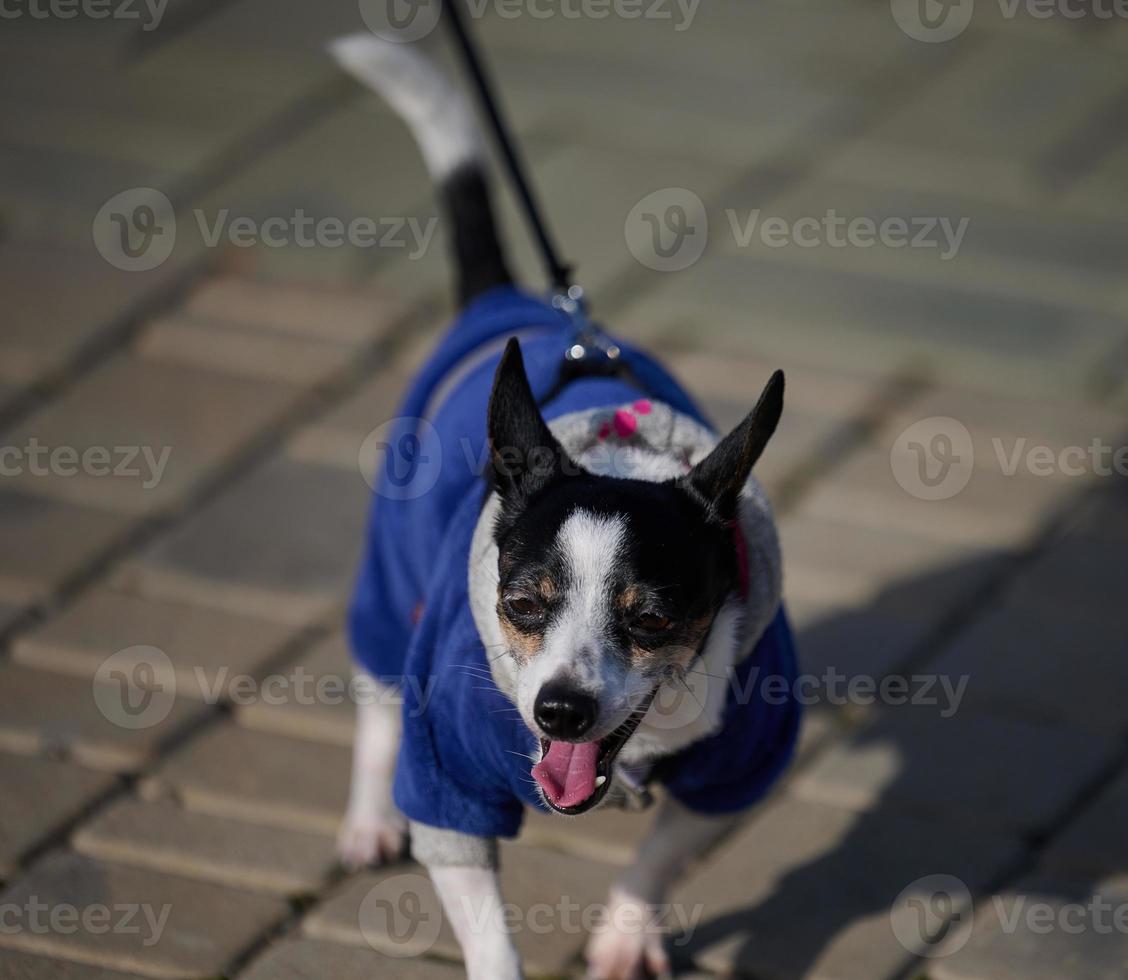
top-left (553, 285), bottom-right (621, 366)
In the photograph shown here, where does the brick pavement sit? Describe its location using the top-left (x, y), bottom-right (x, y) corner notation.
top-left (2, 2), bottom-right (1128, 979)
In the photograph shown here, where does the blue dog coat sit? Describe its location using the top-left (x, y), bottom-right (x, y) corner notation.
top-left (349, 286), bottom-right (801, 839)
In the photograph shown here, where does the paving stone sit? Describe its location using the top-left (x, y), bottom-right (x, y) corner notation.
top-left (518, 803), bottom-right (649, 867)
top-left (823, 37), bottom-right (1128, 208)
top-left (135, 315), bottom-right (358, 386)
top-left (0, 491), bottom-right (131, 604)
top-left (115, 455), bottom-right (370, 626)
top-left (797, 445), bottom-right (1073, 549)
top-left (1011, 521), bottom-right (1128, 618)
top-left (183, 277), bottom-right (403, 346)
top-left (791, 709), bottom-right (1117, 836)
top-left (141, 723), bottom-right (350, 835)
top-left (787, 598), bottom-right (934, 690)
top-left (780, 515), bottom-right (1011, 618)
top-left (305, 844), bottom-right (618, 976)
top-left (0, 601), bottom-right (25, 634)
top-left (0, 663), bottom-right (208, 773)
top-left (879, 384), bottom-right (1128, 481)
top-left (236, 632), bottom-right (357, 746)
top-left (0, 752), bottom-right (115, 877)
top-left (0, 950), bottom-right (147, 980)
top-left (670, 795), bottom-right (1021, 980)
top-left (931, 876), bottom-right (1128, 980)
top-left (0, 851), bottom-right (288, 979)
top-left (13, 588), bottom-right (297, 705)
top-left (928, 597), bottom-right (1128, 737)
top-left (239, 937), bottom-right (463, 980)
top-left (1041, 769), bottom-right (1128, 881)
top-left (0, 240), bottom-right (182, 384)
top-left (1, 354), bottom-right (302, 515)
top-left (74, 798), bottom-right (336, 896)
top-left (616, 251), bottom-right (1121, 397)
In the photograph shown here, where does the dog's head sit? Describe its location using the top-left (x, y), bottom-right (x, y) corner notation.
top-left (485, 339), bottom-right (784, 815)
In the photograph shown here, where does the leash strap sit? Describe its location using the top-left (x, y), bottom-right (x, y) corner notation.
top-left (443, 0), bottom-right (574, 294)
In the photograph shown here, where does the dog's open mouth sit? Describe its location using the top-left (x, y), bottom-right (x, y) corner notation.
top-left (531, 691), bottom-right (656, 815)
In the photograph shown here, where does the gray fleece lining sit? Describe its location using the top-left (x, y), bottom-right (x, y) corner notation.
top-left (410, 821), bottom-right (499, 869)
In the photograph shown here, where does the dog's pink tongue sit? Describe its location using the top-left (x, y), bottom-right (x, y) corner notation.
top-left (532, 741), bottom-right (600, 808)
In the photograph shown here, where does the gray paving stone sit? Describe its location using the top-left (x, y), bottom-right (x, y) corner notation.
top-left (0, 663), bottom-right (208, 774)
top-left (518, 803), bottom-right (649, 867)
top-left (0, 240), bottom-right (181, 384)
top-left (0, 491), bottom-right (131, 605)
top-left (0, 753), bottom-right (115, 877)
top-left (617, 251), bottom-right (1121, 397)
top-left (239, 937), bottom-right (463, 980)
top-left (73, 798), bottom-right (335, 896)
top-left (141, 723), bottom-right (350, 835)
top-left (0, 851), bottom-right (288, 979)
top-left (135, 315), bottom-right (358, 386)
top-left (236, 632), bottom-right (355, 747)
top-left (1041, 769), bottom-right (1128, 881)
top-left (0, 950), bottom-right (147, 979)
top-left (305, 843), bottom-right (618, 976)
top-left (183, 276), bottom-right (403, 346)
top-left (780, 515), bottom-right (1011, 618)
top-left (670, 795), bottom-right (1021, 980)
top-left (787, 598), bottom-right (934, 691)
top-left (13, 588), bottom-right (297, 705)
top-left (1, 354), bottom-right (302, 515)
top-left (1011, 522), bottom-right (1128, 619)
top-left (791, 709), bottom-right (1116, 836)
top-left (928, 597), bottom-right (1128, 737)
top-left (931, 876), bottom-right (1128, 980)
top-left (115, 455), bottom-right (370, 626)
top-left (797, 445), bottom-right (1073, 549)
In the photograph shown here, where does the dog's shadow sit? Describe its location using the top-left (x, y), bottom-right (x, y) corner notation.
top-left (667, 547), bottom-right (1117, 980)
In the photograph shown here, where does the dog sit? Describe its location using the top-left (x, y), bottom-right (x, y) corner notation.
top-left (330, 33), bottom-right (801, 980)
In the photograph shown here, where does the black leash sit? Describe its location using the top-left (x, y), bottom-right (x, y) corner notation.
top-left (442, 0), bottom-right (573, 295)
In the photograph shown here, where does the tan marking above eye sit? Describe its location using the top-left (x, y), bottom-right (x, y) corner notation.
top-left (537, 575), bottom-right (557, 601)
top-left (498, 615), bottom-right (542, 661)
top-left (616, 584), bottom-right (643, 610)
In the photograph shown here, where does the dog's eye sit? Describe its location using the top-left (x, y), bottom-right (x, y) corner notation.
top-left (506, 595), bottom-right (543, 620)
top-left (634, 613), bottom-right (672, 633)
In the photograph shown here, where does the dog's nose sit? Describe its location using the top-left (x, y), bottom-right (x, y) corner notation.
top-left (534, 682), bottom-right (598, 740)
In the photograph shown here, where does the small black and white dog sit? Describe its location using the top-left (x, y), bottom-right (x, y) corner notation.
top-left (331, 33), bottom-right (801, 980)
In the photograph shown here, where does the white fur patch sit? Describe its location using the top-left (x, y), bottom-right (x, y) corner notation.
top-left (329, 34), bottom-right (482, 179)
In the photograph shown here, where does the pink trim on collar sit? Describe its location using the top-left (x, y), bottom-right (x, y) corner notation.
top-left (732, 522), bottom-right (750, 600)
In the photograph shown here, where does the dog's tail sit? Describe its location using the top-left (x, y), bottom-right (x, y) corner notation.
top-left (330, 33), bottom-right (512, 304)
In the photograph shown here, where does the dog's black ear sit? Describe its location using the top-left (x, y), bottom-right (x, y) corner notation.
top-left (487, 338), bottom-right (575, 503)
top-left (681, 370), bottom-right (784, 523)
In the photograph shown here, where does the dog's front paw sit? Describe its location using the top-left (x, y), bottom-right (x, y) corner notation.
top-left (336, 807), bottom-right (408, 869)
top-left (585, 888), bottom-right (671, 980)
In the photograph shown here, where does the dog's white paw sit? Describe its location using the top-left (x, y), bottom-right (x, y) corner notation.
top-left (336, 808), bottom-right (408, 869)
top-left (585, 890), bottom-right (671, 980)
